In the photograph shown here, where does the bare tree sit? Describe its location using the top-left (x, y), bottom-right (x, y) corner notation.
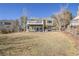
top-left (21, 16), bottom-right (27, 31)
top-left (52, 10), bottom-right (72, 31)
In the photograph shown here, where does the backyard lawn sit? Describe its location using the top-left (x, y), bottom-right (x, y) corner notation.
top-left (0, 32), bottom-right (78, 56)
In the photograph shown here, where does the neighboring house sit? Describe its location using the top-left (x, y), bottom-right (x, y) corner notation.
top-left (0, 20), bottom-right (19, 32)
top-left (70, 16), bottom-right (79, 27)
top-left (69, 6), bottom-right (79, 34)
top-left (69, 16), bottom-right (79, 34)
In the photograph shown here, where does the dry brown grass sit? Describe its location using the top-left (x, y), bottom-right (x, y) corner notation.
top-left (0, 32), bottom-right (77, 56)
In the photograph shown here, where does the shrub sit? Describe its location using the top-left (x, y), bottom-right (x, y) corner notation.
top-left (1, 30), bottom-right (13, 34)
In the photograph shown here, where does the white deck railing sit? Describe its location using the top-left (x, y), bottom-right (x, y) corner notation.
top-left (27, 20), bottom-right (43, 25)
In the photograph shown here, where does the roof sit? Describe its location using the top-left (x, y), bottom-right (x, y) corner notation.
top-left (0, 20), bottom-right (16, 22)
top-left (73, 16), bottom-right (79, 20)
top-left (70, 16), bottom-right (79, 26)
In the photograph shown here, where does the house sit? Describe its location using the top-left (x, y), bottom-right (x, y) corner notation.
top-left (43, 18), bottom-right (54, 31)
top-left (0, 20), bottom-right (19, 32)
top-left (26, 18), bottom-right (53, 32)
top-left (27, 19), bottom-right (44, 32)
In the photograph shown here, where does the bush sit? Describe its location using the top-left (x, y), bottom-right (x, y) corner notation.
top-left (1, 30), bottom-right (12, 34)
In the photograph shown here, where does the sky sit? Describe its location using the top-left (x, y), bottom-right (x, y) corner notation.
top-left (0, 3), bottom-right (78, 20)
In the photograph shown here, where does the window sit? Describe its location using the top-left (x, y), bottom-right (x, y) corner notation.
top-left (47, 21), bottom-right (52, 23)
top-left (4, 22), bottom-right (11, 25)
